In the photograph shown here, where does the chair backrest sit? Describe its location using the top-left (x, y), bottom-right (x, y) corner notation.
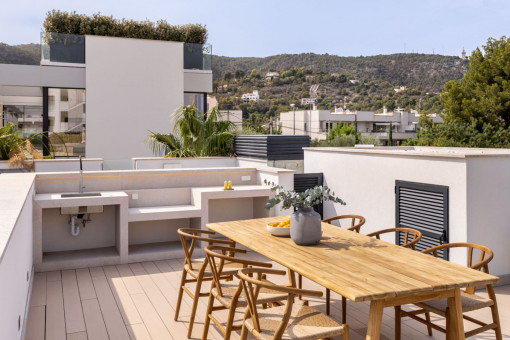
top-left (204, 245), bottom-right (272, 298)
top-left (367, 227), bottom-right (422, 250)
top-left (177, 228), bottom-right (234, 271)
top-left (322, 214), bottom-right (366, 233)
top-left (422, 242), bottom-right (494, 294)
top-left (421, 242), bottom-right (493, 273)
top-left (238, 267), bottom-right (323, 339)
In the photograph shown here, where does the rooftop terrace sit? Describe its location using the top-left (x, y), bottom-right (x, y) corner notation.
top-left (0, 152), bottom-right (508, 339)
top-left (25, 254), bottom-right (510, 339)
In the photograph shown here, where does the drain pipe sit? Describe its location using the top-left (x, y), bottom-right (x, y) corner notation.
top-left (70, 215), bottom-right (80, 236)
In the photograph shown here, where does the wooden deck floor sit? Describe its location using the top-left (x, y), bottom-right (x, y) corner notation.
top-left (25, 253), bottom-right (510, 340)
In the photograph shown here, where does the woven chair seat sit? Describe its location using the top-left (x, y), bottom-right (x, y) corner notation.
top-left (416, 292), bottom-right (494, 316)
top-left (211, 281), bottom-right (287, 308)
top-left (244, 300), bottom-right (346, 340)
top-left (185, 259), bottom-right (243, 279)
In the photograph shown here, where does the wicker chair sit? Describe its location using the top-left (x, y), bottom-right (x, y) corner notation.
top-left (175, 228), bottom-right (241, 338)
top-left (298, 215), bottom-right (366, 319)
top-left (322, 214), bottom-right (366, 233)
top-left (366, 227), bottom-right (422, 250)
top-left (238, 267), bottom-right (349, 340)
top-left (202, 245), bottom-right (289, 340)
top-left (395, 243), bottom-right (502, 340)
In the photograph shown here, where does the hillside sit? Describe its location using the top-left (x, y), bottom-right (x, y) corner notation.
top-left (213, 53), bottom-right (467, 93)
top-left (0, 43), bottom-right (39, 65)
top-left (211, 53), bottom-right (468, 131)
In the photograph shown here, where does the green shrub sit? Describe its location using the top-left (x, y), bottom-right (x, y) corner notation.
top-left (43, 10), bottom-right (207, 44)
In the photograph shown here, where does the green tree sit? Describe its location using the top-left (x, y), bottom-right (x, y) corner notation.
top-left (223, 71), bottom-right (233, 83)
top-left (234, 69), bottom-right (245, 80)
top-left (402, 115), bottom-right (510, 148)
top-left (442, 36), bottom-right (510, 129)
top-left (328, 123), bottom-right (356, 140)
top-left (145, 105), bottom-right (237, 157)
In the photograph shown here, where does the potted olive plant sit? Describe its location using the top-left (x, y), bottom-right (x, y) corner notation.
top-left (264, 180), bottom-right (345, 245)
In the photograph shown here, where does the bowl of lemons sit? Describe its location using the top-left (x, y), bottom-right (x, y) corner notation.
top-left (267, 217), bottom-right (291, 237)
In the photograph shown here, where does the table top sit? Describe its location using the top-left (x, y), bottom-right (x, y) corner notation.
top-left (206, 216), bottom-right (499, 302)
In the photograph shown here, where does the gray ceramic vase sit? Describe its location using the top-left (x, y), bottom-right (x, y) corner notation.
top-left (290, 207), bottom-right (322, 245)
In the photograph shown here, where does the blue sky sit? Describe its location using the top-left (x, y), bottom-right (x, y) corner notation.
top-left (1, 0), bottom-right (509, 58)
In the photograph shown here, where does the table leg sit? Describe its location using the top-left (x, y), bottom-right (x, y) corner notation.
top-left (366, 300), bottom-right (383, 340)
top-left (446, 288), bottom-right (465, 340)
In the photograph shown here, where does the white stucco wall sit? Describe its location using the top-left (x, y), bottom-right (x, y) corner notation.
top-left (85, 36), bottom-right (185, 166)
top-left (304, 148), bottom-right (470, 267)
top-left (0, 174), bottom-right (35, 340)
top-left (466, 157), bottom-right (510, 276)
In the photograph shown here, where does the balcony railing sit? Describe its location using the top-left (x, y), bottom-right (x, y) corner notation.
top-left (41, 33), bottom-right (211, 70)
top-left (41, 32), bottom-right (85, 64)
top-left (184, 43), bottom-right (212, 70)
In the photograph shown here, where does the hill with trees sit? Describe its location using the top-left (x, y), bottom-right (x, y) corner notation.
top-left (212, 53), bottom-right (468, 129)
top-left (0, 43), bottom-right (39, 65)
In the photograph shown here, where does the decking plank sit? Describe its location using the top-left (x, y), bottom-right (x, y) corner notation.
top-left (76, 268), bottom-right (96, 300)
top-left (30, 272), bottom-right (47, 307)
top-left (82, 298), bottom-right (109, 340)
top-left (129, 262), bottom-right (189, 339)
top-left (103, 265), bottom-right (143, 325)
top-left (25, 306), bottom-right (45, 340)
top-left (90, 267), bottom-right (130, 340)
top-left (46, 279), bottom-right (66, 340)
top-left (62, 270), bottom-right (86, 334)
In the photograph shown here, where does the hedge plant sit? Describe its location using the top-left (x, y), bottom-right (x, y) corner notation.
top-left (43, 10), bottom-right (207, 44)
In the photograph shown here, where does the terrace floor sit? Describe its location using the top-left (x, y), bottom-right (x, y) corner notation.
top-left (25, 253), bottom-right (510, 340)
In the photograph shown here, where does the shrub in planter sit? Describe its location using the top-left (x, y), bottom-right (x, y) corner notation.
top-left (43, 10), bottom-right (207, 44)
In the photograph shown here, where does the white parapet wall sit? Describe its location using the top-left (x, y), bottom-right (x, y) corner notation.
top-left (0, 173), bottom-right (35, 340)
top-left (34, 158), bottom-right (103, 172)
top-left (304, 146), bottom-right (510, 278)
top-left (133, 157), bottom-right (237, 170)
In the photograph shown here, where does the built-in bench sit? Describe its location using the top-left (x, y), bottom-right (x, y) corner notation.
top-left (128, 205), bottom-right (201, 222)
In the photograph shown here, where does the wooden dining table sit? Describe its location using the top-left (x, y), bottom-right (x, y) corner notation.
top-left (206, 216), bottom-right (500, 340)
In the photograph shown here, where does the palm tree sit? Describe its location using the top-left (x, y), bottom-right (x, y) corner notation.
top-left (145, 105), bottom-right (237, 157)
top-left (0, 123), bottom-right (44, 169)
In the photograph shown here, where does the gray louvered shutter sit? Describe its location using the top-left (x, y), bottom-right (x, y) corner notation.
top-left (294, 173), bottom-right (323, 218)
top-left (395, 180), bottom-right (449, 259)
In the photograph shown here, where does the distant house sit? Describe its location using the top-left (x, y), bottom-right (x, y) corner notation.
top-left (241, 90), bottom-right (260, 102)
top-left (265, 72), bottom-right (280, 81)
top-left (279, 108), bottom-right (443, 143)
top-left (394, 86), bottom-right (406, 93)
top-left (349, 79), bottom-right (360, 84)
top-left (301, 98), bottom-right (316, 105)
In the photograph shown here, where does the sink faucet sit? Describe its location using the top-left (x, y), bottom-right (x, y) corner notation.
top-left (79, 156), bottom-right (84, 193)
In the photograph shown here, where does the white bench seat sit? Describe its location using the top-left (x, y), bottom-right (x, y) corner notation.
top-left (128, 205), bottom-right (201, 222)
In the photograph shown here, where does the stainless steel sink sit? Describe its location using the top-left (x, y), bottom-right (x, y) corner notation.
top-left (60, 193), bottom-right (102, 198)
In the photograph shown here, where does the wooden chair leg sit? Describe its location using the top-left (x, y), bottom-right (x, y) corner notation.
top-left (425, 312), bottom-right (433, 336)
top-left (201, 292), bottom-right (215, 340)
top-left (487, 285), bottom-right (503, 340)
top-left (298, 274), bottom-right (303, 300)
top-left (224, 301), bottom-right (238, 340)
top-left (342, 323), bottom-right (349, 340)
top-left (240, 324), bottom-right (249, 340)
top-left (174, 269), bottom-right (188, 321)
top-left (326, 288), bottom-right (331, 315)
top-left (394, 306), bottom-right (401, 340)
top-left (342, 296), bottom-right (347, 324)
top-left (187, 275), bottom-right (203, 338)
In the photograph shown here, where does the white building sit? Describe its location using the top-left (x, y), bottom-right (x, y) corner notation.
top-left (0, 35), bottom-right (212, 169)
top-left (265, 72), bottom-right (280, 80)
top-left (279, 108), bottom-right (443, 142)
top-left (241, 90), bottom-right (260, 102)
